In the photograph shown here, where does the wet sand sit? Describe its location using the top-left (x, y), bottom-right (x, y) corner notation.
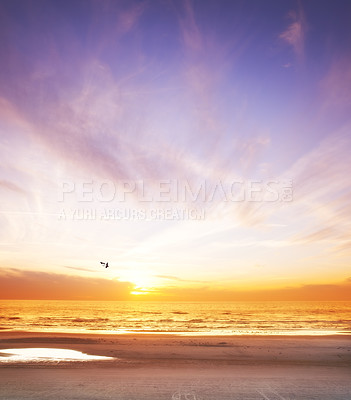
top-left (0, 332), bottom-right (350, 399)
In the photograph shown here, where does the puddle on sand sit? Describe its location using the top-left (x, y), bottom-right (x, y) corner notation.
top-left (0, 348), bottom-right (115, 363)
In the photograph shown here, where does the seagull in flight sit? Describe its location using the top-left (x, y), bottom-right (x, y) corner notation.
top-left (100, 262), bottom-right (109, 268)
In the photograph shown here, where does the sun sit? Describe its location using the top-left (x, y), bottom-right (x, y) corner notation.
top-left (119, 270), bottom-right (155, 294)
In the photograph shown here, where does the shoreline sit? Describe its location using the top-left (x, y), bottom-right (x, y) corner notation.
top-left (1, 330), bottom-right (351, 339)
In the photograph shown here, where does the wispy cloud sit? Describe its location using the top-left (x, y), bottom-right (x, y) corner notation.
top-left (0, 180), bottom-right (26, 195)
top-left (321, 56), bottom-right (351, 110)
top-left (0, 0), bottom-right (271, 215)
top-left (116, 2), bottom-right (146, 34)
top-left (63, 266), bottom-right (96, 273)
top-left (155, 274), bottom-right (206, 284)
top-left (155, 274), bottom-right (188, 282)
top-left (178, 0), bottom-right (203, 53)
top-left (279, 8), bottom-right (306, 59)
top-left (281, 127), bottom-right (351, 254)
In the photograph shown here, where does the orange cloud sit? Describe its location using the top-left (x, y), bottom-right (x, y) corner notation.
top-left (0, 269), bottom-right (134, 300)
top-left (144, 278), bottom-right (351, 301)
top-left (1, 269), bottom-right (350, 301)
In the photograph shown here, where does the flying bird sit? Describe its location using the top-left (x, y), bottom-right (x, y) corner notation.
top-left (100, 262), bottom-right (109, 268)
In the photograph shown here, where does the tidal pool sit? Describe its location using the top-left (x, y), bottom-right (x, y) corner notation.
top-left (0, 348), bottom-right (115, 362)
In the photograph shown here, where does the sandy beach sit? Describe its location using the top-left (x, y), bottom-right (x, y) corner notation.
top-left (0, 332), bottom-right (350, 399)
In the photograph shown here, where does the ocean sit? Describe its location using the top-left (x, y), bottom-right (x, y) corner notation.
top-left (0, 300), bottom-right (350, 335)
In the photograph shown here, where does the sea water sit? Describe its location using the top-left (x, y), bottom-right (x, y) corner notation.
top-left (0, 300), bottom-right (350, 335)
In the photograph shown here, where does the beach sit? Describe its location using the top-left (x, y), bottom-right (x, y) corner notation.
top-left (1, 0), bottom-right (351, 398)
top-left (1, 332), bottom-right (350, 399)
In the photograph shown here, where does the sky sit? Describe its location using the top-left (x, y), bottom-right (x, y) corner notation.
top-left (0, 0), bottom-right (351, 300)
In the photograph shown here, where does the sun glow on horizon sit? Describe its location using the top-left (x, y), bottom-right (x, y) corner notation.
top-left (118, 270), bottom-right (157, 294)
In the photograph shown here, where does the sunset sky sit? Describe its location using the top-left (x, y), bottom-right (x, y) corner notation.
top-left (0, 0), bottom-right (351, 300)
